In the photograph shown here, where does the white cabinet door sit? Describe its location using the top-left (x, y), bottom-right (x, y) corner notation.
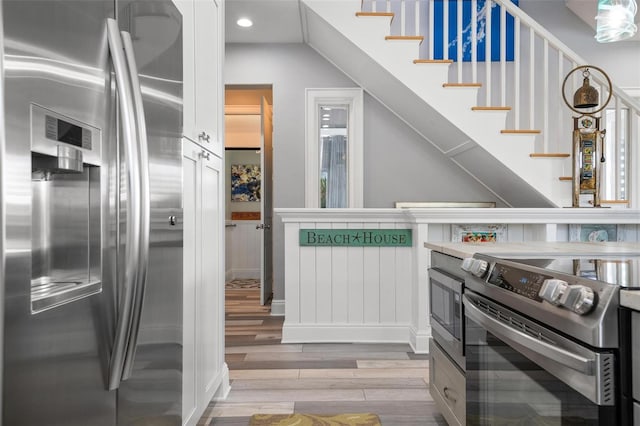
top-left (198, 151), bottom-right (223, 406)
top-left (182, 139), bottom-right (225, 426)
top-left (182, 138), bottom-right (199, 426)
top-left (193, 0), bottom-right (223, 155)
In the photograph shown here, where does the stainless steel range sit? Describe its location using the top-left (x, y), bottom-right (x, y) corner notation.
top-left (461, 253), bottom-right (640, 425)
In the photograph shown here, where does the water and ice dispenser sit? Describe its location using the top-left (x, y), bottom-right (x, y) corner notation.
top-left (30, 104), bottom-right (102, 313)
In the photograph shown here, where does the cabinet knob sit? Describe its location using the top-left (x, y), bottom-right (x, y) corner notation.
top-left (169, 215), bottom-right (177, 226)
top-left (198, 132), bottom-right (210, 143)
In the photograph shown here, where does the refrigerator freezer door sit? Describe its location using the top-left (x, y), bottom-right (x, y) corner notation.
top-left (2, 1), bottom-right (117, 425)
top-left (115, 1), bottom-right (184, 424)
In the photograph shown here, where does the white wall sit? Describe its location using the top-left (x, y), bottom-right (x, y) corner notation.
top-left (225, 43), bottom-right (502, 304)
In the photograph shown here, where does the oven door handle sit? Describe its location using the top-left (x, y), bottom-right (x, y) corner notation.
top-left (463, 295), bottom-right (595, 375)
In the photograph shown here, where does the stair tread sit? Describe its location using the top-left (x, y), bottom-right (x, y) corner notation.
top-left (356, 12), bottom-right (394, 18)
top-left (442, 83), bottom-right (482, 87)
top-left (472, 106), bottom-right (512, 111)
top-left (385, 35), bottom-right (424, 44)
top-left (530, 153), bottom-right (571, 158)
top-left (559, 176), bottom-right (572, 181)
top-left (413, 59), bottom-right (454, 64)
top-left (600, 200), bottom-right (629, 203)
top-left (501, 129), bottom-right (541, 134)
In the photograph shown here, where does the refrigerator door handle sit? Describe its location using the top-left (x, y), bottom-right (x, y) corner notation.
top-left (105, 18), bottom-right (143, 391)
top-left (119, 30), bottom-right (151, 382)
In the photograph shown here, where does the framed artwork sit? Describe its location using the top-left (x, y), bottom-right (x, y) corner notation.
top-left (569, 224), bottom-right (620, 242)
top-left (433, 0), bottom-right (519, 62)
top-left (451, 224), bottom-right (507, 243)
top-left (231, 164), bottom-right (261, 202)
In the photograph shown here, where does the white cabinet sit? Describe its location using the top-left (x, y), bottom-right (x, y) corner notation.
top-left (178, 0), bottom-right (227, 422)
top-left (180, 0), bottom-right (224, 156)
top-left (182, 139), bottom-right (226, 426)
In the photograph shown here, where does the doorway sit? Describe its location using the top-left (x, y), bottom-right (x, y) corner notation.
top-left (224, 85), bottom-right (273, 306)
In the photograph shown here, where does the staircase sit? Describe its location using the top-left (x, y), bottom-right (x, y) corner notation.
top-left (300, 0), bottom-right (639, 208)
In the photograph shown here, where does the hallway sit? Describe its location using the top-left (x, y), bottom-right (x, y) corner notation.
top-left (197, 288), bottom-right (446, 425)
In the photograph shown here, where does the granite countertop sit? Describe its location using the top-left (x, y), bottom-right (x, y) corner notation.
top-left (424, 241), bottom-right (640, 259)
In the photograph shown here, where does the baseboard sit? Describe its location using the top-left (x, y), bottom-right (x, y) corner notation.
top-left (282, 323), bottom-right (411, 344)
top-left (270, 299), bottom-right (285, 316)
top-left (409, 324), bottom-right (431, 354)
top-left (212, 363), bottom-right (231, 401)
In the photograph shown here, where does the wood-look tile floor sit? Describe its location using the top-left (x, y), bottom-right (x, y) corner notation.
top-left (198, 288), bottom-right (446, 426)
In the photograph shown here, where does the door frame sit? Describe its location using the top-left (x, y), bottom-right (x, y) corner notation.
top-left (224, 85), bottom-right (274, 306)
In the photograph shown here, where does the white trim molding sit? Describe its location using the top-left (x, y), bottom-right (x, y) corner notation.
top-left (305, 88), bottom-right (364, 208)
top-left (270, 299), bottom-right (285, 316)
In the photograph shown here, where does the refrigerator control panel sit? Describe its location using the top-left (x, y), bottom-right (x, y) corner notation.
top-left (31, 103), bottom-right (101, 166)
top-left (45, 114), bottom-right (92, 150)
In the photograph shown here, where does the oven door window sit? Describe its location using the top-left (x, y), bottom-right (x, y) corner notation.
top-left (466, 314), bottom-right (615, 425)
top-left (430, 278), bottom-right (461, 340)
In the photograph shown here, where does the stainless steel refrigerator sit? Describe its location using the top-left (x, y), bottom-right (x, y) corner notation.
top-left (1, 1), bottom-right (183, 425)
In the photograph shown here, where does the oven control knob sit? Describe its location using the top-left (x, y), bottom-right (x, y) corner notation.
top-left (461, 258), bottom-right (489, 278)
top-left (539, 280), bottom-right (596, 315)
top-left (539, 279), bottom-right (569, 305)
top-left (563, 285), bottom-right (596, 315)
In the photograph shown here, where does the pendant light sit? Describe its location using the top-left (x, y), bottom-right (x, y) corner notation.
top-left (595, 0), bottom-right (638, 42)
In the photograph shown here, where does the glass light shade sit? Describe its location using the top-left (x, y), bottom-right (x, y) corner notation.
top-left (595, 0), bottom-right (638, 42)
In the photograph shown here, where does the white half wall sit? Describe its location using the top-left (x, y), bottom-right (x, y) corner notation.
top-left (278, 208), bottom-right (640, 353)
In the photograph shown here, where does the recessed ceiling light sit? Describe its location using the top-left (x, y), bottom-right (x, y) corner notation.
top-left (322, 117), bottom-right (330, 121)
top-left (322, 114), bottom-right (330, 118)
top-left (321, 124), bottom-right (329, 128)
top-left (237, 18), bottom-right (253, 28)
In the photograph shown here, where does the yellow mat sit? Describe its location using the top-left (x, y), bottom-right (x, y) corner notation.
top-left (248, 413), bottom-right (382, 426)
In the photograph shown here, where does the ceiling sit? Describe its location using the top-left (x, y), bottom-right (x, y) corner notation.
top-left (225, 0), bottom-right (639, 44)
top-left (225, 0), bottom-right (304, 43)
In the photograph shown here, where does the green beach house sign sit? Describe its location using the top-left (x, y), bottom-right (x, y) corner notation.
top-left (299, 229), bottom-right (412, 247)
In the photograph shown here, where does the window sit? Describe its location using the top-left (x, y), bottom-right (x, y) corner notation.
top-left (305, 88), bottom-right (363, 208)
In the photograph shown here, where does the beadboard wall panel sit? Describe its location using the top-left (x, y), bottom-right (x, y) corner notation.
top-left (283, 217), bottom-right (413, 346)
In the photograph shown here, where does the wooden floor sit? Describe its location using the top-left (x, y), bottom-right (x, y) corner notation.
top-left (197, 288), bottom-right (446, 426)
